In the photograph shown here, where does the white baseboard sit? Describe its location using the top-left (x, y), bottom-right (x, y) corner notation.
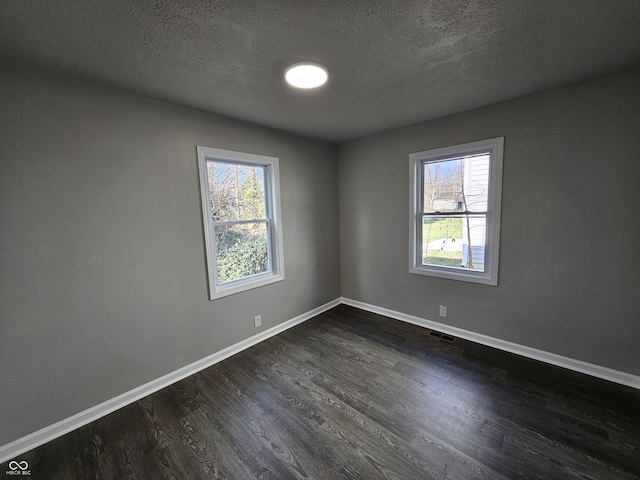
top-left (0, 298), bottom-right (341, 464)
top-left (341, 297), bottom-right (640, 390)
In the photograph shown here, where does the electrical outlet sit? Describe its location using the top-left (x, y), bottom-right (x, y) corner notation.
top-left (439, 305), bottom-right (448, 318)
top-left (254, 315), bottom-right (262, 328)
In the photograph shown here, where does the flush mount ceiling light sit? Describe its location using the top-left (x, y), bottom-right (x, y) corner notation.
top-left (284, 62), bottom-right (328, 89)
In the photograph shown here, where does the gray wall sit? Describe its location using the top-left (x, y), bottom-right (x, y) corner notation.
top-left (2, 59), bottom-right (639, 450)
top-left (338, 67), bottom-right (640, 376)
top-left (0, 62), bottom-right (341, 445)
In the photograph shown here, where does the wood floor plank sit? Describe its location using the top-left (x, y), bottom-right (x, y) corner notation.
top-left (249, 345), bottom-right (442, 479)
top-left (9, 304), bottom-right (640, 479)
top-left (233, 351), bottom-right (419, 479)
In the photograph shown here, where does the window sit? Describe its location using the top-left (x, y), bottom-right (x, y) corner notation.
top-left (197, 146), bottom-right (284, 299)
top-left (409, 137), bottom-right (504, 285)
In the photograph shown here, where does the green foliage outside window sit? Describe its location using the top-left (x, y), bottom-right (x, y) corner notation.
top-left (208, 162), bottom-right (270, 284)
top-left (216, 226), bottom-right (268, 284)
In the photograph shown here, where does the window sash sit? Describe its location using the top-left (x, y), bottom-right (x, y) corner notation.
top-left (409, 137), bottom-right (503, 286)
top-left (207, 160), bottom-right (269, 223)
top-left (421, 211), bottom-right (487, 217)
top-left (420, 158), bottom-right (489, 214)
top-left (211, 218), bottom-right (270, 227)
top-left (211, 219), bottom-right (273, 286)
top-left (419, 213), bottom-right (488, 271)
top-left (205, 160), bottom-right (274, 287)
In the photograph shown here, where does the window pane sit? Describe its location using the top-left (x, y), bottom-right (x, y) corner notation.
top-left (422, 215), bottom-right (486, 271)
top-left (423, 153), bottom-right (489, 213)
top-left (422, 216), bottom-right (463, 267)
top-left (207, 162), bottom-right (266, 222)
top-left (214, 222), bottom-right (270, 284)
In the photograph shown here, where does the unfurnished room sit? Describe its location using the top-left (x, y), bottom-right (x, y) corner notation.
top-left (1, 1), bottom-right (639, 479)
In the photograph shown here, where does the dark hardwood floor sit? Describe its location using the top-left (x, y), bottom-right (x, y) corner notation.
top-left (9, 305), bottom-right (640, 479)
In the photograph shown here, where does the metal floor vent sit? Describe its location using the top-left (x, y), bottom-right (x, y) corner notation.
top-left (429, 331), bottom-right (456, 343)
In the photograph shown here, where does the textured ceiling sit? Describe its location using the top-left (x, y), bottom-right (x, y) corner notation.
top-left (2, 1), bottom-right (640, 143)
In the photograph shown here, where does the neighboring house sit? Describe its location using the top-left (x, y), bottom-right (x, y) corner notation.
top-left (461, 153), bottom-right (490, 270)
top-left (431, 195), bottom-right (463, 212)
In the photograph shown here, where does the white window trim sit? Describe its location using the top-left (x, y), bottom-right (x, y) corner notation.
top-left (409, 137), bottom-right (504, 286)
top-left (197, 146), bottom-right (285, 300)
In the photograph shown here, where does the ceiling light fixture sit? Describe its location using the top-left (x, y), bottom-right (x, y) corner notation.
top-left (284, 62), bottom-right (328, 89)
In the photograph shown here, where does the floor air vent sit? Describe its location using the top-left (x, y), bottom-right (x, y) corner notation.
top-left (429, 331), bottom-right (456, 343)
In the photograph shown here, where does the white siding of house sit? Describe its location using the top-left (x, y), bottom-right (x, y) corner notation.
top-left (462, 154), bottom-right (490, 269)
